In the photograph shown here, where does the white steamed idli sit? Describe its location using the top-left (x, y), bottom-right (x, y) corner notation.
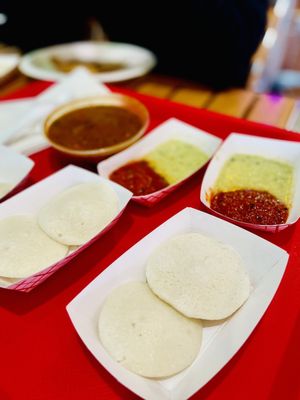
top-left (146, 233), bottom-right (250, 320)
top-left (98, 281), bottom-right (203, 378)
top-left (0, 215), bottom-right (68, 278)
top-left (38, 182), bottom-right (119, 246)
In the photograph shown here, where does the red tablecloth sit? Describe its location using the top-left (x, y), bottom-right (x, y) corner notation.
top-left (1, 82), bottom-right (300, 400)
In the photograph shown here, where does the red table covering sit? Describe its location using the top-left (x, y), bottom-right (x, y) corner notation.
top-left (1, 82), bottom-right (300, 400)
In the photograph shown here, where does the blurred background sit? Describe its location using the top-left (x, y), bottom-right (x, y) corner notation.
top-left (1, 0), bottom-right (300, 132)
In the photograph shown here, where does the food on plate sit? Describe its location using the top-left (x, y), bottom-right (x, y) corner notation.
top-left (46, 105), bottom-right (144, 151)
top-left (146, 233), bottom-right (250, 320)
top-left (0, 54), bottom-right (19, 80)
top-left (0, 215), bottom-right (68, 278)
top-left (109, 160), bottom-right (169, 196)
top-left (109, 139), bottom-right (208, 195)
top-left (0, 182), bottom-right (13, 199)
top-left (210, 189), bottom-right (289, 225)
top-left (51, 56), bottom-right (126, 73)
top-left (98, 281), bottom-right (203, 378)
top-left (38, 182), bottom-right (119, 246)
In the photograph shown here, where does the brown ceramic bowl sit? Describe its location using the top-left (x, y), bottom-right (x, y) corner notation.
top-left (44, 93), bottom-right (149, 161)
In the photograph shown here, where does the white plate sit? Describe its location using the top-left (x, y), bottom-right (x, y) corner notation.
top-left (98, 118), bottom-right (222, 206)
top-left (200, 133), bottom-right (300, 232)
top-left (19, 41), bottom-right (157, 83)
top-left (0, 165), bottom-right (132, 292)
top-left (0, 144), bottom-right (34, 201)
top-left (67, 207), bottom-right (288, 400)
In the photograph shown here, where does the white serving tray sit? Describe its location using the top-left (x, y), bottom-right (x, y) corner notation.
top-left (200, 133), bottom-right (300, 232)
top-left (98, 118), bottom-right (222, 206)
top-left (0, 165), bottom-right (132, 292)
top-left (67, 207), bottom-right (288, 400)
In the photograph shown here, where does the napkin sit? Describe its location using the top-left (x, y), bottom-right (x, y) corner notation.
top-left (0, 68), bottom-right (110, 154)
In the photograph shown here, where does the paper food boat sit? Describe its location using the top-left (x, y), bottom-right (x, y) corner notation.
top-left (98, 118), bottom-right (222, 206)
top-left (200, 133), bottom-right (300, 233)
top-left (0, 144), bottom-right (34, 202)
top-left (67, 207), bottom-right (288, 400)
top-left (0, 165), bottom-right (132, 292)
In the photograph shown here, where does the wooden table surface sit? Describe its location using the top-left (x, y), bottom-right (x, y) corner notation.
top-left (126, 75), bottom-right (300, 131)
top-left (0, 70), bottom-right (299, 133)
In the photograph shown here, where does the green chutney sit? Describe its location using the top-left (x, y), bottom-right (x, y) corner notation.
top-left (145, 139), bottom-right (209, 184)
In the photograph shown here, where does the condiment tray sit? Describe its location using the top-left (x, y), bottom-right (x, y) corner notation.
top-left (98, 118), bottom-right (221, 206)
top-left (200, 133), bottom-right (300, 232)
top-left (67, 207), bottom-right (288, 400)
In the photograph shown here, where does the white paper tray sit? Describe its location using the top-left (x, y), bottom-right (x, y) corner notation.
top-left (200, 133), bottom-right (300, 232)
top-left (67, 207), bottom-right (288, 400)
top-left (0, 144), bottom-right (34, 201)
top-left (0, 165), bottom-right (132, 292)
top-left (98, 118), bottom-right (222, 206)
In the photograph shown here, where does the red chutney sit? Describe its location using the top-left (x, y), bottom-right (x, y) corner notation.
top-left (210, 189), bottom-right (289, 225)
top-left (109, 160), bottom-right (168, 196)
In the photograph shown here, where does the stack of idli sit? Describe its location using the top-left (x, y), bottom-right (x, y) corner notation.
top-left (98, 233), bottom-right (250, 378)
top-left (0, 182), bottom-right (119, 284)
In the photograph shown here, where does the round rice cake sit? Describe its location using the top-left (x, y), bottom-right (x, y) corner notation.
top-left (146, 233), bottom-right (250, 320)
top-left (0, 215), bottom-right (68, 278)
top-left (38, 182), bottom-right (119, 246)
top-left (98, 281), bottom-right (203, 378)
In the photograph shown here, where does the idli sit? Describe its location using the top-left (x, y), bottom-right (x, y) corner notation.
top-left (146, 233), bottom-right (250, 320)
top-left (38, 182), bottom-right (119, 246)
top-left (98, 281), bottom-right (202, 378)
top-left (0, 215), bottom-right (68, 278)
